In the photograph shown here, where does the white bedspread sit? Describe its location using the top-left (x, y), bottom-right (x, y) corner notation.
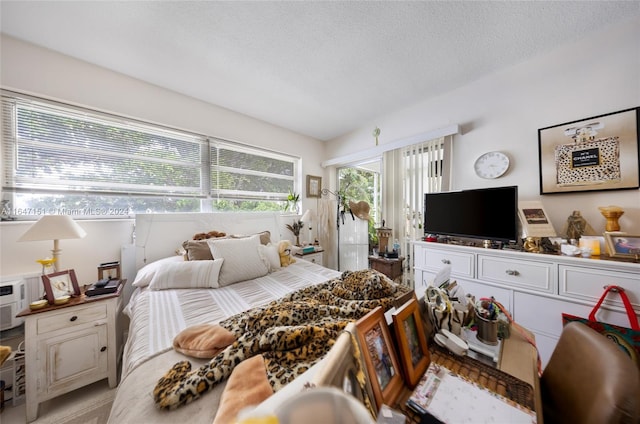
top-left (121, 259), bottom-right (341, 378)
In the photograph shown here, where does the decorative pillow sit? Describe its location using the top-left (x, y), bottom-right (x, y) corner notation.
top-left (182, 240), bottom-right (214, 261)
top-left (148, 259), bottom-right (224, 290)
top-left (132, 255), bottom-right (185, 288)
top-left (257, 243), bottom-right (281, 272)
top-left (230, 230), bottom-right (271, 245)
top-left (212, 354), bottom-right (273, 424)
top-left (172, 324), bottom-right (236, 359)
top-left (207, 235), bottom-right (269, 286)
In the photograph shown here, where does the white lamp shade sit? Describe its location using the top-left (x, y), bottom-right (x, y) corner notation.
top-left (301, 209), bottom-right (315, 224)
top-left (18, 215), bottom-right (87, 242)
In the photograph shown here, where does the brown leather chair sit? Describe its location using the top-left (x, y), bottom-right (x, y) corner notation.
top-left (540, 321), bottom-right (640, 424)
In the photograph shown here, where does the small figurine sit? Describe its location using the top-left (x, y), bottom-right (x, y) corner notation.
top-left (566, 211), bottom-right (586, 241)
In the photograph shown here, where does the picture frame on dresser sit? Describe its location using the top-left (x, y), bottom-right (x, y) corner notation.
top-left (42, 269), bottom-right (80, 304)
top-left (392, 297), bottom-right (430, 388)
top-left (355, 306), bottom-right (404, 409)
top-left (538, 107), bottom-right (640, 194)
top-left (604, 233), bottom-right (640, 259)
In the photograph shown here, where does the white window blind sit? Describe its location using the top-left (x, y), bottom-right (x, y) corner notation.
top-left (211, 141), bottom-right (295, 200)
top-left (2, 96), bottom-right (204, 196)
top-left (382, 135), bottom-right (451, 286)
top-left (1, 92), bottom-right (299, 218)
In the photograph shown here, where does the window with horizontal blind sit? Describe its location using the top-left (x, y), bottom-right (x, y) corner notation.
top-left (1, 91), bottom-right (299, 219)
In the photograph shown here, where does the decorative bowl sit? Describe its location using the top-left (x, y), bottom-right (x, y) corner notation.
top-left (54, 295), bottom-right (71, 305)
top-left (29, 299), bottom-right (48, 310)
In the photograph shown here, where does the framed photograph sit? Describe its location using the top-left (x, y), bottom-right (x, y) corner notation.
top-left (355, 306), bottom-right (404, 410)
top-left (311, 323), bottom-right (377, 418)
top-left (604, 233), bottom-right (640, 259)
top-left (42, 269), bottom-right (81, 304)
top-left (517, 200), bottom-right (557, 238)
top-left (538, 107), bottom-right (640, 194)
top-left (306, 175), bottom-right (322, 198)
top-left (392, 298), bottom-right (430, 388)
top-left (98, 261), bottom-right (120, 280)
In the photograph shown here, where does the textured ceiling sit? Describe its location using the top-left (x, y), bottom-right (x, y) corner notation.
top-left (1, 1), bottom-right (639, 141)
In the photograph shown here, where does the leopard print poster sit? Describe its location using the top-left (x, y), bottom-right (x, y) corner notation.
top-left (554, 136), bottom-right (621, 186)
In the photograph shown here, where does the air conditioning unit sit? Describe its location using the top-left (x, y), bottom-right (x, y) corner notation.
top-left (0, 280), bottom-right (26, 331)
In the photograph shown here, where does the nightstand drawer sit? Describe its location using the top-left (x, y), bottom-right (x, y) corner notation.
top-left (36, 303), bottom-right (107, 335)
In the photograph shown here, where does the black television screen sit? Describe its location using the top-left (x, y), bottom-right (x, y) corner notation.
top-left (424, 186), bottom-right (519, 242)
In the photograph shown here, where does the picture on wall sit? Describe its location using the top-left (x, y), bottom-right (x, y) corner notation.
top-left (538, 107), bottom-right (640, 194)
top-left (306, 175), bottom-right (322, 198)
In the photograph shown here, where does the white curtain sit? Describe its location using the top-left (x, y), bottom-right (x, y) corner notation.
top-left (382, 135), bottom-right (452, 286)
top-left (317, 198), bottom-right (338, 270)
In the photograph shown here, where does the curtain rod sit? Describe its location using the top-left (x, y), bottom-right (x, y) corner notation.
top-left (321, 124), bottom-right (459, 168)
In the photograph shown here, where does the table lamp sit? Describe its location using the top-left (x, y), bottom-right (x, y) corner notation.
top-left (18, 215), bottom-right (87, 271)
top-left (301, 209), bottom-right (315, 245)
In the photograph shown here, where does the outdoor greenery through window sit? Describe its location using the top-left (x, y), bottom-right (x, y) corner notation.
top-left (338, 164), bottom-right (381, 247)
top-left (1, 91), bottom-right (299, 220)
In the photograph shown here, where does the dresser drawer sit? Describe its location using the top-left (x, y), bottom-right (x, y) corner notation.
top-left (559, 265), bottom-right (640, 312)
top-left (477, 255), bottom-right (555, 293)
top-left (36, 303), bottom-right (107, 335)
top-left (417, 248), bottom-right (474, 278)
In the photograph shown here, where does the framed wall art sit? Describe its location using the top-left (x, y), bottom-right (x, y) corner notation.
top-left (306, 175), bottom-right (322, 198)
top-left (392, 298), bottom-right (430, 388)
top-left (42, 269), bottom-right (81, 304)
top-left (538, 107), bottom-right (640, 194)
top-left (355, 306), bottom-right (404, 410)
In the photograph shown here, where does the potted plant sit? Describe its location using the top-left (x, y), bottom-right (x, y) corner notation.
top-left (284, 189), bottom-right (300, 213)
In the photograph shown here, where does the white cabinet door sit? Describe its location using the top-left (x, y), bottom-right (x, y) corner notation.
top-left (40, 324), bottom-right (108, 397)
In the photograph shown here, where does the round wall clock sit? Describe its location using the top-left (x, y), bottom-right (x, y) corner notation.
top-left (474, 151), bottom-right (510, 179)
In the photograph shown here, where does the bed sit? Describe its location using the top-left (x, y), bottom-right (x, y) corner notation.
top-left (108, 212), bottom-right (411, 423)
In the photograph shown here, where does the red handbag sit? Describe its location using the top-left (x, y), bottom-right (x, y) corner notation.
top-left (562, 285), bottom-right (640, 368)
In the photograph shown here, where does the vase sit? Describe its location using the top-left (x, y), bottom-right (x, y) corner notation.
top-left (599, 205), bottom-right (624, 232)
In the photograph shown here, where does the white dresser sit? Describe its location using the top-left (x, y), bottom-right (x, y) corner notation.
top-left (413, 241), bottom-right (640, 367)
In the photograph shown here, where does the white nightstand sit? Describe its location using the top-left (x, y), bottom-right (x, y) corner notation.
top-left (295, 249), bottom-right (324, 265)
top-left (17, 280), bottom-right (125, 422)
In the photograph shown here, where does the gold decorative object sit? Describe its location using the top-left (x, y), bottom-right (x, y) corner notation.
top-left (36, 258), bottom-right (57, 275)
top-left (599, 205), bottom-right (624, 232)
top-left (523, 237), bottom-right (542, 253)
top-left (29, 300), bottom-right (48, 310)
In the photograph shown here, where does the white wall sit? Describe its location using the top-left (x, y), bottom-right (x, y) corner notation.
top-left (0, 35), bottom-right (326, 282)
top-left (326, 17), bottom-right (640, 237)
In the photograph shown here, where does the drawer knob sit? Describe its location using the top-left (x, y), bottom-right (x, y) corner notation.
top-left (69, 316), bottom-right (78, 322)
top-left (100, 346), bottom-right (107, 352)
top-left (505, 269), bottom-right (520, 276)
top-left (441, 259), bottom-right (451, 264)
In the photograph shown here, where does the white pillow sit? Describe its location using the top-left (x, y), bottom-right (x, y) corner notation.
top-left (207, 235), bottom-right (269, 286)
top-left (257, 243), bottom-right (281, 272)
top-left (148, 259), bottom-right (224, 290)
top-left (132, 255), bottom-right (185, 288)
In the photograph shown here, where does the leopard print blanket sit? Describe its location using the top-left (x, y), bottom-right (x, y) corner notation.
top-left (153, 269), bottom-right (411, 409)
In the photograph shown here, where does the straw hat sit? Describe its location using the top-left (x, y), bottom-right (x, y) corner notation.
top-left (349, 200), bottom-right (370, 221)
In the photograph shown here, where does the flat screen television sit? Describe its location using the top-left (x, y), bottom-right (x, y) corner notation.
top-left (424, 186), bottom-right (519, 243)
